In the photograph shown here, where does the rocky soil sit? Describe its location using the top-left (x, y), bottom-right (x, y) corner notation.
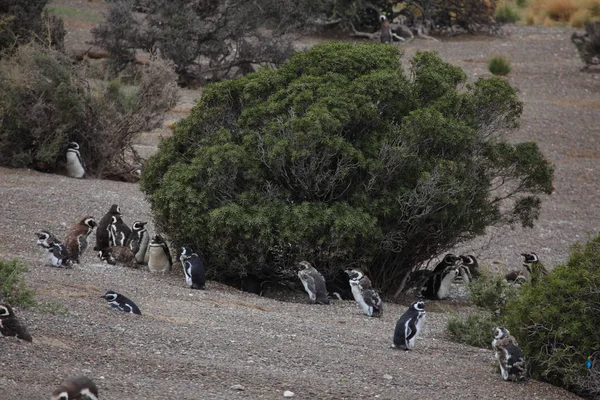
top-left (0, 4), bottom-right (598, 398)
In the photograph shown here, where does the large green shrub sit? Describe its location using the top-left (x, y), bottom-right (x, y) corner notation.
top-left (141, 43), bottom-right (553, 293)
top-left (504, 235), bottom-right (600, 398)
top-left (0, 43), bottom-right (178, 179)
top-left (0, 259), bottom-right (36, 308)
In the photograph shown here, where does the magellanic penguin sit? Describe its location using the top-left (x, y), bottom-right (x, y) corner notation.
top-left (458, 254), bottom-right (480, 283)
top-left (125, 221), bottom-right (149, 264)
top-left (36, 230), bottom-right (72, 268)
top-left (95, 204), bottom-right (121, 251)
top-left (180, 246), bottom-right (206, 290)
top-left (379, 15), bottom-right (392, 43)
top-left (51, 376), bottom-right (99, 400)
top-left (421, 253), bottom-right (459, 300)
top-left (345, 268), bottom-right (383, 317)
top-left (392, 301), bottom-right (426, 350)
top-left (98, 246), bottom-right (137, 268)
top-left (108, 215), bottom-right (131, 247)
top-left (101, 290), bottom-right (141, 315)
top-left (66, 142), bottom-right (86, 179)
top-left (297, 261), bottom-right (330, 305)
top-left (492, 327), bottom-right (527, 381)
top-left (64, 216), bottom-right (97, 263)
top-left (0, 303), bottom-right (32, 342)
top-left (147, 235), bottom-right (172, 273)
top-left (521, 252), bottom-right (548, 283)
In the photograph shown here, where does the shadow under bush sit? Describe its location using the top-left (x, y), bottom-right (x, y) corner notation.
top-left (0, 42), bottom-right (179, 180)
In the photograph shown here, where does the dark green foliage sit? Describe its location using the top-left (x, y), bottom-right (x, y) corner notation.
top-left (488, 56), bottom-right (512, 76)
top-left (141, 43), bottom-right (553, 293)
top-left (0, 259), bottom-right (36, 308)
top-left (0, 43), bottom-right (178, 179)
top-left (447, 311), bottom-right (498, 348)
top-left (504, 235), bottom-right (600, 398)
top-left (0, 0), bottom-right (64, 53)
top-left (495, 5), bottom-right (521, 23)
top-left (469, 273), bottom-right (522, 313)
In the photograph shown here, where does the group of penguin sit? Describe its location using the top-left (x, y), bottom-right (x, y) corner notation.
top-left (1, 216), bottom-right (539, 396)
top-left (297, 252), bottom-right (539, 382)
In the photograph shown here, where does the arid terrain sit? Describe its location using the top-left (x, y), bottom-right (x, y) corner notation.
top-left (0, 1), bottom-right (599, 398)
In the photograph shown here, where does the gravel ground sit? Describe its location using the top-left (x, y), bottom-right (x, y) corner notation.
top-left (0, 23), bottom-right (597, 400)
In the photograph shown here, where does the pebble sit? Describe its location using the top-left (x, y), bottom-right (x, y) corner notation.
top-left (383, 374), bottom-right (393, 380)
top-left (283, 390), bottom-right (294, 397)
top-left (230, 384), bottom-right (245, 391)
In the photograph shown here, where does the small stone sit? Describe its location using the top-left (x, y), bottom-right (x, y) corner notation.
top-left (383, 374), bottom-right (393, 380)
top-left (283, 390), bottom-right (295, 397)
top-left (230, 384), bottom-right (245, 391)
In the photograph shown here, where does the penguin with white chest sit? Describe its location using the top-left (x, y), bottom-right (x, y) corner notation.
top-left (101, 290), bottom-right (141, 315)
top-left (492, 327), bottom-right (527, 381)
top-left (147, 235), bottom-right (172, 273)
top-left (95, 204), bottom-right (121, 251)
top-left (392, 301), bottom-right (426, 350)
top-left (345, 268), bottom-right (383, 317)
top-left (64, 215), bottom-right (97, 263)
top-left (0, 303), bottom-right (32, 342)
top-left (66, 142), bottom-right (86, 179)
top-left (36, 230), bottom-right (72, 268)
top-left (51, 376), bottom-right (99, 400)
top-left (297, 261), bottom-right (330, 305)
top-left (180, 246), bottom-right (206, 289)
top-left (421, 253), bottom-right (459, 300)
top-left (108, 215), bottom-right (131, 247)
top-left (125, 221), bottom-right (149, 264)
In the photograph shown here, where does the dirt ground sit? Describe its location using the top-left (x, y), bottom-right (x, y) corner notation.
top-left (1, 2), bottom-right (599, 398)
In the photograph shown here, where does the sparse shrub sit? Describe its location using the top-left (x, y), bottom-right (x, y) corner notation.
top-left (488, 55), bottom-right (512, 75)
top-left (527, 0), bottom-right (600, 25)
top-left (516, 0), bottom-right (528, 7)
top-left (0, 0), bottom-right (64, 53)
top-left (142, 43), bottom-right (553, 293)
top-left (495, 5), bottom-right (522, 22)
top-left (0, 259), bottom-right (36, 308)
top-left (469, 273), bottom-right (521, 313)
top-left (447, 311), bottom-right (498, 348)
top-left (0, 42), bottom-right (179, 180)
top-left (503, 235), bottom-right (600, 398)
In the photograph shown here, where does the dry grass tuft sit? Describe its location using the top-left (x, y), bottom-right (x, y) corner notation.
top-left (528, 0), bottom-right (600, 25)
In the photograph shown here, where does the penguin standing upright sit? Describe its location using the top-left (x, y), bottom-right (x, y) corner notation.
top-left (492, 327), bottom-right (527, 381)
top-left (95, 204), bottom-right (121, 251)
top-left (345, 268), bottom-right (383, 317)
top-left (36, 230), bottom-right (72, 268)
top-left (180, 246), bottom-right (206, 290)
top-left (422, 253), bottom-right (459, 300)
top-left (379, 15), bottom-right (392, 43)
top-left (0, 303), bottom-right (32, 342)
top-left (64, 216), bottom-right (97, 263)
top-left (392, 301), bottom-right (426, 350)
top-left (51, 376), bottom-right (99, 400)
top-left (65, 142), bottom-right (86, 179)
top-left (297, 261), bottom-right (330, 305)
top-left (108, 215), bottom-right (131, 247)
top-left (147, 235), bottom-right (172, 273)
top-left (459, 254), bottom-right (480, 282)
top-left (101, 290), bottom-right (141, 315)
top-left (521, 252), bottom-right (548, 283)
top-left (125, 221), bottom-right (149, 264)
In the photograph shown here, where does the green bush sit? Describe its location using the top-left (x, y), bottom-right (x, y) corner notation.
top-left (469, 273), bottom-right (521, 313)
top-left (0, 42), bottom-right (178, 179)
top-left (495, 5), bottom-right (521, 23)
top-left (516, 0), bottom-right (527, 7)
top-left (0, 259), bottom-right (36, 308)
top-left (141, 43), bottom-right (553, 293)
top-left (504, 235), bottom-right (600, 398)
top-left (488, 56), bottom-right (512, 75)
top-left (447, 311), bottom-right (498, 348)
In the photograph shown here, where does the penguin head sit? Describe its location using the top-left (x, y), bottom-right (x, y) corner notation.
top-left (297, 261), bottom-right (313, 271)
top-left (180, 246), bottom-right (194, 258)
top-left (51, 391), bottom-right (69, 400)
top-left (98, 250), bottom-right (116, 265)
top-left (493, 327), bottom-right (510, 340)
top-left (521, 252), bottom-right (538, 264)
top-left (101, 290), bottom-right (118, 301)
top-left (443, 253), bottom-right (459, 265)
top-left (36, 230), bottom-right (54, 247)
top-left (82, 216), bottom-right (97, 229)
top-left (379, 15), bottom-right (387, 22)
top-left (68, 142), bottom-right (79, 150)
top-left (344, 268), bottom-right (364, 283)
top-left (0, 304), bottom-right (14, 318)
top-left (132, 221), bottom-right (147, 231)
top-left (412, 301), bottom-right (425, 311)
top-left (459, 255), bottom-right (475, 265)
top-left (108, 204), bottom-right (121, 215)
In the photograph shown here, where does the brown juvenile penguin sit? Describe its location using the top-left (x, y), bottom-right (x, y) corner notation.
top-left (51, 376), bottom-right (99, 400)
top-left (64, 216), bottom-right (97, 263)
top-left (98, 246), bottom-right (137, 269)
top-left (380, 15), bottom-right (392, 43)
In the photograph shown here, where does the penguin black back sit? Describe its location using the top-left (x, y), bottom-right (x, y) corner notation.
top-left (101, 290), bottom-right (141, 315)
top-left (392, 301), bottom-right (426, 350)
top-left (51, 376), bottom-right (99, 400)
top-left (0, 303), bottom-right (32, 342)
top-left (180, 246), bottom-right (206, 290)
top-left (95, 204), bottom-right (121, 251)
